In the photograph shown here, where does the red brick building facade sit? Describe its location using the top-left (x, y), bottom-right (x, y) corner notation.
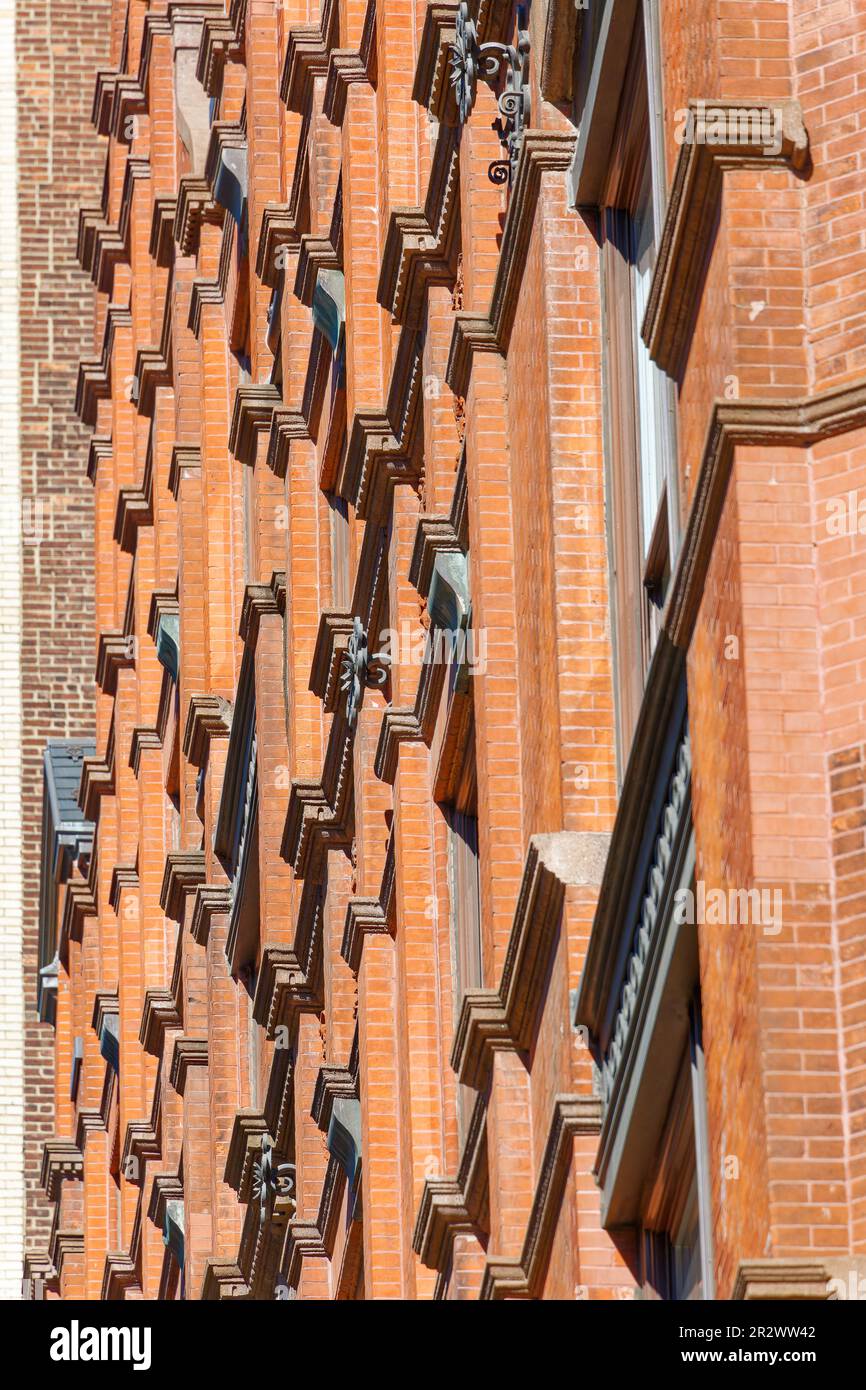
top-left (31, 0), bottom-right (866, 1300)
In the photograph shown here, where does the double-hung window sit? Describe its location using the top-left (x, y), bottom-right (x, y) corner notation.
top-left (599, 5), bottom-right (677, 767)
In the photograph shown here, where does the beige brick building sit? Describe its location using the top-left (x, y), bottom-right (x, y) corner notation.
top-left (1, 0), bottom-right (108, 1299)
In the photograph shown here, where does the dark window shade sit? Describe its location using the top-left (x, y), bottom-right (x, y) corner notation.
top-left (637, 993), bottom-right (714, 1301)
top-left (449, 806), bottom-right (482, 1145)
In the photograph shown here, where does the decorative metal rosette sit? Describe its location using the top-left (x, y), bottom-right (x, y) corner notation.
top-left (340, 616), bottom-right (391, 728)
top-left (449, 1), bottom-right (479, 125)
top-left (252, 1135), bottom-right (296, 1230)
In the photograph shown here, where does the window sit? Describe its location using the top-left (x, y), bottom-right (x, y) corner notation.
top-left (600, 6), bottom-right (676, 766)
top-left (638, 996), bottom-right (714, 1300)
top-left (446, 726), bottom-right (481, 1142)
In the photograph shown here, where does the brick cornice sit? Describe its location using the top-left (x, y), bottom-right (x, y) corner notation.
top-left (160, 850), bottom-right (206, 921)
top-left (101, 1252), bottom-right (141, 1301)
top-left (271, 569), bottom-right (287, 616)
top-left (200, 1259), bottom-right (249, 1300)
top-left (147, 589), bottom-right (180, 643)
top-left (374, 658), bottom-right (445, 785)
top-left (414, 1180), bottom-right (471, 1271)
top-left (109, 74), bottom-right (147, 143)
top-left (51, 1229), bottom-right (85, 1279)
top-left (452, 832), bottom-right (609, 1089)
top-left (114, 485), bottom-right (153, 552)
top-left (139, 989), bottom-right (183, 1056)
top-left (446, 130), bottom-right (576, 399)
top-left (189, 266), bottom-right (227, 337)
top-left (409, 517), bottom-right (463, 600)
top-left (183, 693), bottom-right (233, 766)
top-left (413, 1089), bottom-right (487, 1269)
top-left (24, 1253), bottom-right (57, 1287)
top-left (134, 344), bottom-right (172, 418)
top-left (87, 434), bottom-right (112, 485)
top-left (294, 233), bottom-right (340, 306)
top-left (378, 126), bottom-right (460, 326)
top-left (255, 202), bottom-right (301, 290)
top-left (189, 884), bottom-right (232, 948)
top-left (311, 1062), bottom-right (356, 1134)
top-left (343, 328), bottom-right (424, 518)
top-left (224, 1110), bottom-right (268, 1194)
top-left (81, 158), bottom-right (150, 295)
top-left (170, 1036), bottom-right (208, 1095)
top-left (91, 990), bottom-right (119, 1042)
top-left (239, 576), bottom-right (283, 648)
top-left (309, 610), bottom-right (353, 712)
top-left (121, 1121), bottom-right (161, 1179)
top-left (197, 10), bottom-right (244, 96)
top-left (78, 746), bottom-right (115, 822)
top-left (75, 304), bottom-right (132, 426)
top-left (284, 1222), bottom-right (329, 1285)
top-left (137, 10), bottom-right (175, 97)
top-left (412, 2), bottom-right (459, 119)
top-left (108, 864), bottom-right (138, 916)
top-left (666, 378), bottom-right (866, 654)
top-left (149, 196), bottom-right (177, 267)
top-left (76, 209), bottom-right (121, 291)
top-left (95, 631), bottom-right (135, 696)
top-left (643, 99), bottom-right (809, 380)
top-left (75, 1108), bottom-right (105, 1154)
top-left (147, 1172), bottom-right (184, 1234)
top-left (60, 879), bottom-right (97, 961)
top-left (130, 726), bottom-right (162, 777)
top-left (40, 1140), bottom-right (84, 1202)
top-left (322, 31), bottom-right (374, 127)
top-left (732, 1260), bottom-right (838, 1301)
top-left (480, 1097), bottom-right (602, 1299)
top-left (280, 8), bottom-right (338, 114)
top-left (91, 69), bottom-right (118, 133)
top-left (283, 723), bottom-right (353, 878)
top-left (169, 443), bottom-right (201, 499)
top-left (265, 406), bottom-right (309, 478)
top-left (174, 175), bottom-right (221, 256)
top-left (229, 382), bottom-right (281, 464)
top-left (253, 944), bottom-right (320, 1038)
top-left (340, 897), bottom-right (389, 975)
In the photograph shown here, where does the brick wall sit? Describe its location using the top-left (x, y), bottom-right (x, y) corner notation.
top-left (16, 0), bottom-right (110, 1276)
top-left (32, 0), bottom-right (866, 1302)
top-left (0, 0), bottom-right (25, 1302)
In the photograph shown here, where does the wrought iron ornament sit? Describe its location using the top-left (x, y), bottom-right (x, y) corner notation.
top-left (252, 1135), bottom-right (296, 1229)
top-left (340, 616), bottom-right (391, 728)
top-left (449, 1), bottom-right (531, 185)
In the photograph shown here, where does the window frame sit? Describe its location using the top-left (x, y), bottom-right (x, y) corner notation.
top-left (599, 3), bottom-right (679, 772)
